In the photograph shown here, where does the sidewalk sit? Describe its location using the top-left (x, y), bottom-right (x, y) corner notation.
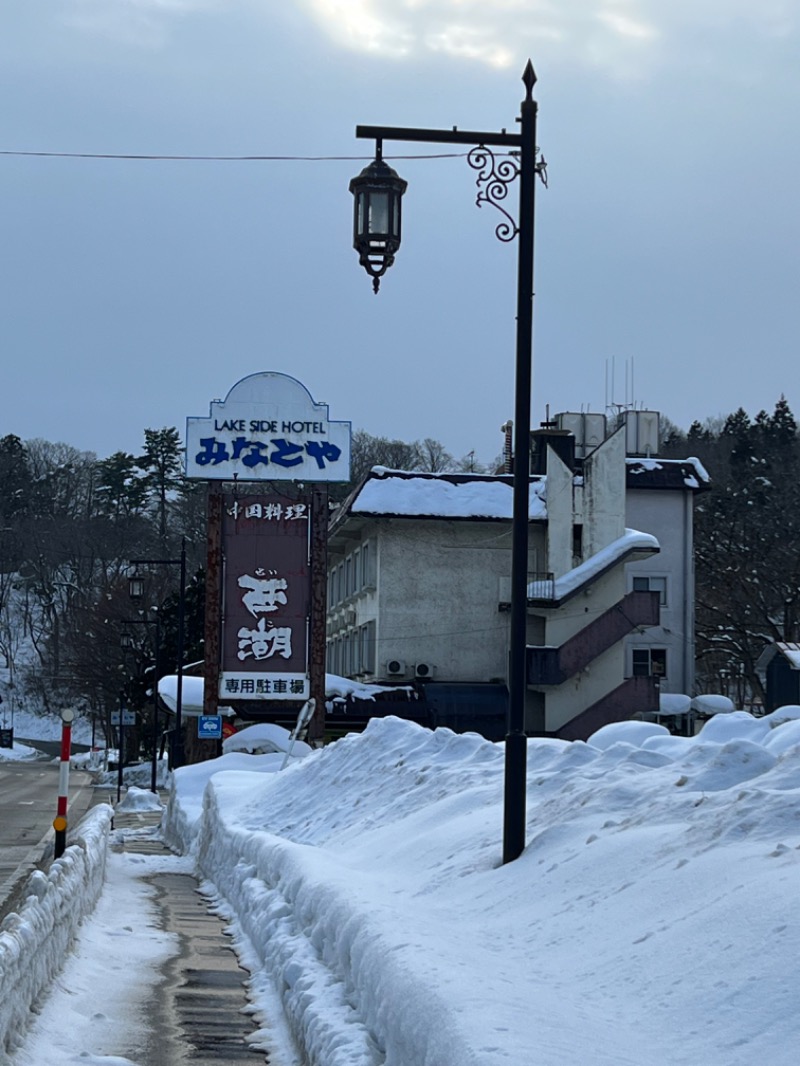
top-left (10, 800), bottom-right (275, 1066)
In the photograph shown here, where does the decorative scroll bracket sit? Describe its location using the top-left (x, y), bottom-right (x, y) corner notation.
top-left (468, 145), bottom-right (520, 242)
top-left (468, 145), bottom-right (548, 243)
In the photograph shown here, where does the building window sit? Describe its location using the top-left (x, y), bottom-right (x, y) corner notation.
top-left (360, 540), bottom-right (376, 589)
top-left (359, 621), bottom-right (376, 674)
top-left (572, 524), bottom-right (583, 563)
top-left (351, 549), bottom-right (360, 595)
top-left (633, 575), bottom-right (668, 606)
top-left (632, 648), bottom-right (667, 678)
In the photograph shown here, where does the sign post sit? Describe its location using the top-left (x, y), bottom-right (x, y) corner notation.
top-left (53, 708), bottom-right (74, 860)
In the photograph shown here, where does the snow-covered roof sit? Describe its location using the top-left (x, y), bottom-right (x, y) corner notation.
top-left (157, 672), bottom-right (405, 716)
top-left (332, 468), bottom-right (547, 525)
top-left (755, 641), bottom-right (800, 678)
top-left (777, 643), bottom-right (800, 670)
top-left (157, 675), bottom-right (207, 716)
top-left (626, 456), bottom-right (711, 492)
top-left (527, 528), bottom-right (660, 605)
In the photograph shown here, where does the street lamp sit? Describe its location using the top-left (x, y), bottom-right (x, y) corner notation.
top-left (350, 62), bottom-right (545, 864)
top-left (120, 613), bottom-right (162, 794)
top-left (128, 537), bottom-right (187, 768)
top-left (128, 574), bottom-right (145, 601)
top-left (349, 143), bottom-right (408, 293)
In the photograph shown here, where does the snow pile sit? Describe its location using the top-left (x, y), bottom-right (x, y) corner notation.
top-left (161, 711), bottom-right (800, 1066)
top-left (223, 722), bottom-right (312, 757)
top-left (0, 804), bottom-right (114, 1063)
top-left (115, 786), bottom-right (163, 813)
top-left (0, 741), bottom-right (41, 762)
top-left (763, 704), bottom-right (800, 728)
top-left (691, 693), bottom-right (735, 715)
top-left (660, 692), bottom-right (692, 714)
top-left (96, 757), bottom-right (171, 791)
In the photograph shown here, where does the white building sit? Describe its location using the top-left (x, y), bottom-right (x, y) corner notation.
top-left (326, 416), bottom-right (709, 740)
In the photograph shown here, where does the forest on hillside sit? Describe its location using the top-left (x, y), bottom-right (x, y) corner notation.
top-left (0, 402), bottom-right (796, 737)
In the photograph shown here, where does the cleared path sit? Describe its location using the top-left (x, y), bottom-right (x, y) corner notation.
top-left (116, 812), bottom-right (270, 1065)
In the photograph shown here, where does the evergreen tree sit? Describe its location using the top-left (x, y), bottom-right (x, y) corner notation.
top-left (140, 427), bottom-right (182, 541)
top-left (95, 452), bottom-right (147, 519)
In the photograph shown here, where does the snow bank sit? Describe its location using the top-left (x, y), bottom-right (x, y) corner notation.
top-left (0, 804), bottom-right (114, 1063)
top-left (162, 751), bottom-right (293, 853)
top-left (0, 741), bottom-right (41, 762)
top-left (161, 711), bottom-right (800, 1066)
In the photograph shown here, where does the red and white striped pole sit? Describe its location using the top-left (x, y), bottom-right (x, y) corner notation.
top-left (53, 707), bottom-right (74, 860)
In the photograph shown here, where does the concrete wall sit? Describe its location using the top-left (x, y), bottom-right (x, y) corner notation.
top-left (329, 518), bottom-right (545, 684)
top-left (582, 428), bottom-right (627, 558)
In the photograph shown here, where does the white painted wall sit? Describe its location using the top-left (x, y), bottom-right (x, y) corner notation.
top-left (625, 488), bottom-right (695, 695)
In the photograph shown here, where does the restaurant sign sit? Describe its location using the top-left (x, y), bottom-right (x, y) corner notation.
top-left (185, 371), bottom-right (351, 482)
top-left (219, 493), bottom-right (311, 701)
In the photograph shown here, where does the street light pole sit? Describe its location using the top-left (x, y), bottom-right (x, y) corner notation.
top-left (128, 536), bottom-right (188, 768)
top-left (351, 62), bottom-right (544, 863)
top-left (121, 612), bottom-right (162, 793)
top-left (505, 67), bottom-right (538, 865)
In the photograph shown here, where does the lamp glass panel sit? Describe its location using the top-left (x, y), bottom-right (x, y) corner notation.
top-left (368, 192), bottom-right (390, 234)
top-left (356, 193), bottom-right (365, 237)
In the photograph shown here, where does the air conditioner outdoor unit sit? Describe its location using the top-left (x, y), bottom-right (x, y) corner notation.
top-left (414, 662), bottom-right (436, 679)
top-left (385, 659), bottom-right (407, 676)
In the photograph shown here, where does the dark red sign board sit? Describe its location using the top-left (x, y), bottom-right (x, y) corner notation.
top-left (219, 494), bottom-right (311, 701)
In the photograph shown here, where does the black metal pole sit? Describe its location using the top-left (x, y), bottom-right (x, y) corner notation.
top-left (354, 61), bottom-right (540, 864)
top-left (174, 537), bottom-right (186, 768)
top-left (151, 611), bottom-right (160, 793)
top-left (503, 62), bottom-right (538, 865)
top-left (116, 694), bottom-right (124, 804)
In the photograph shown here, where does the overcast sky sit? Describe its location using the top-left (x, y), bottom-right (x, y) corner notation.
top-left (1, 2), bottom-right (798, 469)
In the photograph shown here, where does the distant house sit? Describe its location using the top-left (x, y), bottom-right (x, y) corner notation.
top-left (755, 642), bottom-right (800, 712)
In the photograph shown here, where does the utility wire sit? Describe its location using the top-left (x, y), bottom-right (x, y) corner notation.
top-left (0, 149), bottom-right (477, 162)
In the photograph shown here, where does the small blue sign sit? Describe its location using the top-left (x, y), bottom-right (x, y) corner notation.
top-left (198, 715), bottom-right (223, 740)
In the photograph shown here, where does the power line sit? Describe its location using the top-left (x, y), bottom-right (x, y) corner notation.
top-left (0, 149), bottom-right (474, 162)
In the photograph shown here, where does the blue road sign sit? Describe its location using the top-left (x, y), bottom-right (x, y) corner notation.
top-left (198, 715), bottom-right (223, 740)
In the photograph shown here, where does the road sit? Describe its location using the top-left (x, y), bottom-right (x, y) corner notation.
top-left (0, 758), bottom-right (98, 917)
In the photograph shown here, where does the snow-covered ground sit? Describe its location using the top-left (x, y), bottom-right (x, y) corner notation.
top-left (2, 708), bottom-right (95, 747)
top-left (6, 709), bottom-right (800, 1065)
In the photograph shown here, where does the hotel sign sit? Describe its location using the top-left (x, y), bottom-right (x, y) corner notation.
top-left (186, 371), bottom-right (351, 482)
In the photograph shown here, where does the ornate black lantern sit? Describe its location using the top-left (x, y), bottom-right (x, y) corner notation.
top-left (128, 573), bottom-right (144, 600)
top-left (349, 145), bottom-right (407, 293)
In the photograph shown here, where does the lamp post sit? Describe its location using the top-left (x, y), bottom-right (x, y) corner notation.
top-left (120, 612), bottom-right (162, 794)
top-left (350, 62), bottom-right (545, 864)
top-left (128, 537), bottom-right (187, 768)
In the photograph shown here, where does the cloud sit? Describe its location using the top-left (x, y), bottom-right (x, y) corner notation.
top-left (303, 0), bottom-right (657, 72)
top-left (57, 0), bottom-right (798, 77)
top-left (301, 0), bottom-right (797, 77)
